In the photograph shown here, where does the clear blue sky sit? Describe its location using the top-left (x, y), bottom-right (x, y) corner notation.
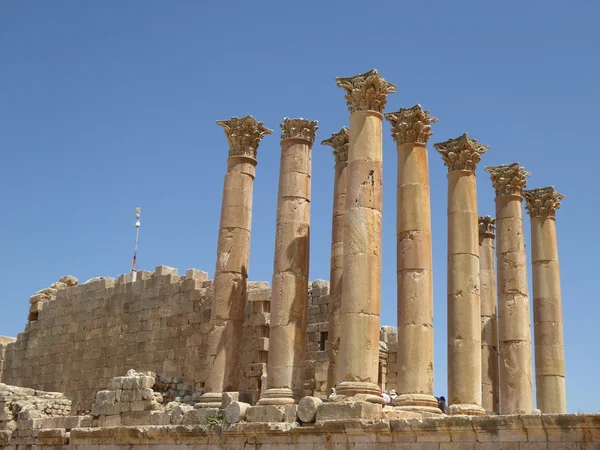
top-left (1, 1), bottom-right (598, 413)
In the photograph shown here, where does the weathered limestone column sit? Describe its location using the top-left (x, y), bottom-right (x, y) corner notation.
top-left (435, 134), bottom-right (487, 416)
top-left (523, 187), bottom-right (567, 413)
top-left (479, 216), bottom-right (499, 414)
top-left (384, 105), bottom-right (441, 414)
top-left (335, 69), bottom-right (396, 403)
top-left (199, 116), bottom-right (273, 407)
top-left (321, 127), bottom-right (349, 391)
top-left (258, 118), bottom-right (318, 405)
top-left (484, 163), bottom-right (534, 414)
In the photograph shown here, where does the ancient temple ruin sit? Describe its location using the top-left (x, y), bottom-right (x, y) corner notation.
top-left (0, 69), bottom-right (597, 449)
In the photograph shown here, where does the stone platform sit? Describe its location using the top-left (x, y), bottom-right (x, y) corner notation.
top-left (2, 414), bottom-right (599, 449)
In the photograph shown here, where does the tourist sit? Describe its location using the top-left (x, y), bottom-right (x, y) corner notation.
top-left (437, 396), bottom-right (447, 413)
top-left (389, 389), bottom-right (397, 403)
top-left (382, 391), bottom-right (391, 404)
top-left (328, 387), bottom-right (336, 401)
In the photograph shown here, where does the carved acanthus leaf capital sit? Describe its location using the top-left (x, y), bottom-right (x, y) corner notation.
top-left (321, 127), bottom-right (349, 164)
top-left (217, 116), bottom-right (273, 159)
top-left (385, 104), bottom-right (438, 145)
top-left (336, 69), bottom-right (397, 114)
top-left (478, 216), bottom-right (496, 238)
top-left (434, 133), bottom-right (489, 173)
top-left (280, 118), bottom-right (319, 144)
top-left (523, 187), bottom-right (565, 219)
top-left (484, 163), bottom-right (531, 196)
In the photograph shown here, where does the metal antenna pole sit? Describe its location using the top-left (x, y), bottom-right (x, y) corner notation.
top-left (131, 207), bottom-right (141, 274)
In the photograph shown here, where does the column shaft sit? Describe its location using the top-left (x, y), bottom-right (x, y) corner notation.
top-left (395, 143), bottom-right (438, 412)
top-left (479, 219), bottom-right (499, 414)
top-left (259, 119), bottom-right (316, 405)
top-left (337, 110), bottom-right (384, 402)
top-left (446, 171), bottom-right (484, 415)
top-left (199, 116), bottom-right (272, 408)
top-left (327, 160), bottom-right (347, 390)
top-left (531, 216), bottom-right (566, 413)
top-left (203, 157), bottom-right (256, 403)
top-left (495, 194), bottom-right (534, 414)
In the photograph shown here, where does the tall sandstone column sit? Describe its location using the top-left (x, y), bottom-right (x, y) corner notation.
top-left (523, 186), bottom-right (567, 413)
top-left (485, 163), bottom-right (534, 414)
top-left (435, 134), bottom-right (488, 416)
top-left (199, 116), bottom-right (273, 407)
top-left (322, 127), bottom-right (349, 391)
top-left (335, 69), bottom-right (395, 402)
top-left (384, 105), bottom-right (441, 413)
top-left (258, 118), bottom-right (318, 405)
top-left (479, 216), bottom-right (499, 414)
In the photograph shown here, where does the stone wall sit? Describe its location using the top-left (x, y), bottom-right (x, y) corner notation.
top-left (304, 280), bottom-right (330, 398)
top-left (0, 336), bottom-right (16, 381)
top-left (0, 267), bottom-right (277, 413)
top-left (1, 266), bottom-right (399, 412)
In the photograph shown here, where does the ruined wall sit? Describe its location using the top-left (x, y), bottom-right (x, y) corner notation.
top-left (1, 268), bottom-right (397, 411)
top-left (0, 267), bottom-right (274, 413)
top-left (0, 336), bottom-right (16, 381)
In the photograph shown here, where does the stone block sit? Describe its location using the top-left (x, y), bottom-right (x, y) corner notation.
top-left (246, 405), bottom-right (285, 423)
top-left (316, 401), bottom-right (382, 422)
top-left (63, 415), bottom-right (83, 430)
top-left (182, 407), bottom-right (221, 425)
top-left (168, 403), bottom-right (193, 425)
top-left (59, 275), bottom-right (78, 286)
top-left (155, 265), bottom-right (178, 276)
top-left (222, 392), bottom-right (239, 408)
top-left (186, 269), bottom-right (208, 281)
top-left (130, 400), bottom-right (147, 412)
top-left (298, 396), bottom-right (322, 423)
top-left (224, 401), bottom-right (251, 424)
top-left (98, 414), bottom-right (121, 427)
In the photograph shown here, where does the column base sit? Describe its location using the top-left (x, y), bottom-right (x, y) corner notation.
top-left (336, 381), bottom-right (386, 405)
top-left (195, 392), bottom-right (222, 408)
top-left (394, 394), bottom-right (442, 414)
top-left (257, 388), bottom-right (302, 405)
top-left (448, 403), bottom-right (486, 416)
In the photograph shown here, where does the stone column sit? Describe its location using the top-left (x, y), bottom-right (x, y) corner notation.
top-left (321, 127), bottom-right (349, 392)
top-left (523, 187), bottom-right (567, 413)
top-left (478, 216), bottom-right (499, 414)
top-left (258, 118), bottom-right (318, 405)
top-left (335, 69), bottom-right (396, 403)
top-left (484, 163), bottom-right (534, 414)
top-left (384, 105), bottom-right (441, 414)
top-left (199, 116), bottom-right (273, 407)
top-left (434, 134), bottom-right (487, 416)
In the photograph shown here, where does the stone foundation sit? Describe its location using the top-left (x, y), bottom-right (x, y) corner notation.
top-left (1, 413), bottom-right (598, 449)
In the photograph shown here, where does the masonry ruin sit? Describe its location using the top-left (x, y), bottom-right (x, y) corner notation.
top-left (0, 69), bottom-right (597, 449)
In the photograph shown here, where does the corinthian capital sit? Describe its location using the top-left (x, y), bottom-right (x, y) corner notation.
top-left (484, 163), bottom-right (531, 197)
top-left (335, 69), bottom-right (397, 114)
top-left (434, 133), bottom-right (489, 173)
top-left (478, 216), bottom-right (496, 238)
top-left (280, 118), bottom-right (319, 144)
top-left (523, 187), bottom-right (565, 219)
top-left (217, 116), bottom-right (273, 159)
top-left (321, 127), bottom-right (349, 164)
top-left (385, 104), bottom-right (438, 146)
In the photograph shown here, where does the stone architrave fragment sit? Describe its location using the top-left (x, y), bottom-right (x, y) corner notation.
top-left (321, 126), bottom-right (349, 392)
top-left (435, 133), bottom-right (487, 416)
top-left (198, 116), bottom-right (273, 408)
top-left (485, 163), bottom-right (534, 414)
top-left (384, 105), bottom-right (441, 414)
top-left (258, 118), bottom-right (318, 405)
top-left (523, 186), bottom-right (567, 414)
top-left (478, 216), bottom-right (499, 414)
top-left (334, 69), bottom-right (395, 403)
